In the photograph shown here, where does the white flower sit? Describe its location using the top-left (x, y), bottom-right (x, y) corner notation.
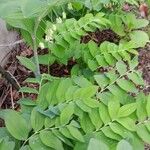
top-left (39, 42), bottom-right (45, 49)
top-left (62, 12), bottom-right (66, 19)
top-left (45, 35), bottom-right (53, 42)
top-left (56, 17), bottom-right (62, 24)
top-left (68, 3), bottom-right (73, 10)
top-left (47, 29), bottom-right (54, 36)
top-left (52, 24), bottom-right (57, 31)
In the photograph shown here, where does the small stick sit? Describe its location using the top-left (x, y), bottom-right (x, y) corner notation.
top-left (10, 85), bottom-right (15, 109)
top-left (0, 86), bottom-right (10, 108)
top-left (0, 40), bottom-right (24, 47)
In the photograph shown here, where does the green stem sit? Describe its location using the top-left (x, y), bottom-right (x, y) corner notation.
top-left (32, 9), bottom-right (49, 78)
top-left (32, 18), bottom-right (41, 77)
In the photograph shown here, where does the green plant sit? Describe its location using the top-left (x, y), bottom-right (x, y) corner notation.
top-left (43, 11), bottom-right (148, 66)
top-left (0, 58), bottom-right (150, 149)
top-left (71, 0), bottom-right (139, 11)
top-left (0, 0), bottom-right (70, 77)
top-left (0, 0), bottom-right (150, 149)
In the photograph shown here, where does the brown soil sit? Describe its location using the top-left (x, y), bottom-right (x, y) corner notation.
top-left (138, 46), bottom-right (150, 95)
top-left (81, 29), bottom-right (120, 45)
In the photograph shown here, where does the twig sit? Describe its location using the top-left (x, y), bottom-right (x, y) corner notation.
top-left (0, 40), bottom-right (24, 47)
top-left (0, 65), bottom-right (20, 90)
top-left (0, 86), bottom-right (10, 108)
top-left (10, 85), bottom-right (15, 109)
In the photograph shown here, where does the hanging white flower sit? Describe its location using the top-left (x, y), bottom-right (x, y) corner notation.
top-left (47, 29), bottom-right (54, 36)
top-left (56, 17), bottom-right (63, 24)
top-left (45, 35), bottom-right (53, 42)
top-left (39, 42), bottom-right (45, 49)
top-left (62, 12), bottom-right (66, 19)
top-left (68, 3), bottom-right (73, 10)
top-left (52, 24), bottom-right (57, 31)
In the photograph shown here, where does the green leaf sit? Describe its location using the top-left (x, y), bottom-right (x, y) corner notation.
top-left (20, 145), bottom-right (31, 150)
top-left (88, 41), bottom-right (98, 57)
top-left (52, 129), bottom-right (73, 147)
top-left (95, 131), bottom-right (118, 149)
top-left (83, 98), bottom-right (100, 108)
top-left (136, 93), bottom-right (147, 122)
top-left (89, 109), bottom-right (103, 130)
top-left (19, 87), bottom-right (39, 94)
top-left (80, 113), bottom-right (95, 133)
top-left (71, 64), bottom-right (80, 77)
top-left (99, 103), bottom-right (111, 125)
top-left (21, 29), bottom-right (33, 47)
top-left (56, 78), bottom-right (72, 102)
top-left (117, 79), bottom-right (138, 93)
top-left (65, 86), bottom-right (79, 102)
top-left (60, 102), bottom-right (74, 125)
top-left (117, 118), bottom-right (136, 131)
top-left (102, 126), bottom-right (122, 141)
top-left (130, 31), bottom-right (149, 47)
top-left (17, 56), bottom-right (36, 72)
top-left (109, 14), bottom-right (125, 36)
top-left (109, 122), bottom-right (127, 138)
top-left (29, 134), bottom-right (50, 150)
top-left (108, 100), bottom-right (120, 120)
top-left (59, 127), bottom-right (75, 140)
top-left (6, 18), bottom-right (34, 33)
top-left (17, 98), bottom-right (37, 106)
top-left (78, 86), bottom-right (98, 99)
top-left (40, 130), bottom-right (64, 150)
top-left (108, 85), bottom-right (128, 104)
top-left (38, 55), bottom-right (50, 65)
top-left (21, 0), bottom-right (52, 18)
top-left (0, 138), bottom-right (15, 150)
top-left (87, 138), bottom-right (109, 150)
top-left (31, 108), bottom-right (45, 132)
top-left (105, 70), bottom-right (118, 83)
top-left (127, 72), bottom-right (144, 85)
top-left (136, 124), bottom-right (150, 144)
top-left (133, 19), bottom-right (149, 29)
top-left (145, 121), bottom-right (150, 133)
top-left (146, 95), bottom-right (150, 117)
top-left (37, 106), bottom-right (59, 119)
top-left (94, 74), bottom-right (109, 89)
top-left (116, 61), bottom-right (127, 76)
top-left (0, 0), bottom-right (22, 19)
top-left (117, 140), bottom-right (133, 150)
top-left (76, 100), bottom-right (91, 112)
top-left (67, 125), bottom-right (85, 142)
top-left (129, 56), bottom-right (138, 70)
top-left (97, 91), bottom-right (113, 105)
top-left (0, 127), bottom-right (13, 140)
top-left (103, 53), bottom-right (116, 66)
top-left (4, 110), bottom-right (29, 140)
top-left (95, 55), bottom-right (108, 67)
top-left (73, 76), bottom-right (93, 87)
top-left (118, 103), bottom-right (136, 118)
top-left (46, 80), bottom-right (60, 105)
top-left (88, 60), bottom-right (99, 71)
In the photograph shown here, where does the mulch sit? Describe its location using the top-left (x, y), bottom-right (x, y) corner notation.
top-left (138, 45), bottom-right (150, 95)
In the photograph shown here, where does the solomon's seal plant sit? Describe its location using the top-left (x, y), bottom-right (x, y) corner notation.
top-left (0, 0), bottom-right (150, 150)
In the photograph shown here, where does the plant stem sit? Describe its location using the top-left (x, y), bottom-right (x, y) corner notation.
top-left (32, 9), bottom-right (49, 78)
top-left (32, 19), bottom-right (41, 77)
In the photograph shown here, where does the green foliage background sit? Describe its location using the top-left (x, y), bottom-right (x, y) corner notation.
top-left (0, 0), bottom-right (150, 150)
